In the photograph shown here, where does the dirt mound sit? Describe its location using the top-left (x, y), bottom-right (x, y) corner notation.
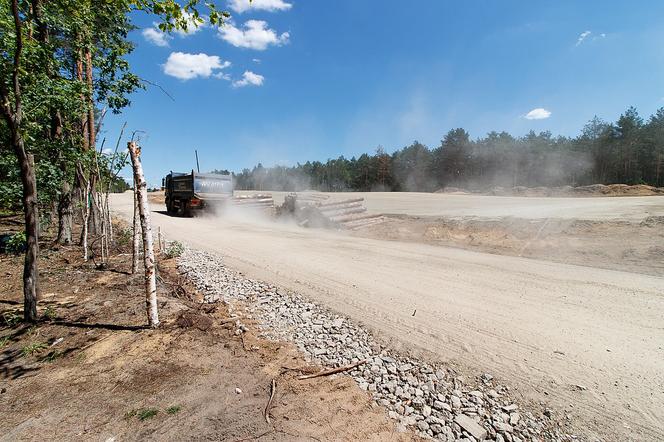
top-left (489, 184), bottom-right (664, 197)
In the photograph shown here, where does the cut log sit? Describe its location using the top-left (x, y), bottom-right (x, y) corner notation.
top-left (234, 194), bottom-right (273, 199)
top-left (321, 206), bottom-right (367, 218)
top-left (234, 198), bottom-right (274, 204)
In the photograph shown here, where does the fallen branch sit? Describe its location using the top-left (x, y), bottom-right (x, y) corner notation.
top-left (264, 378), bottom-right (276, 424)
top-left (297, 359), bottom-right (367, 380)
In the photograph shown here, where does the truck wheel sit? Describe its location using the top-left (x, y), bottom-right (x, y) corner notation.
top-left (177, 203), bottom-right (187, 217)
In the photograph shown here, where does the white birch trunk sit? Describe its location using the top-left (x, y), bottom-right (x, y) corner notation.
top-left (127, 141), bottom-right (159, 327)
top-left (131, 185), bottom-right (140, 274)
top-left (82, 180), bottom-right (91, 261)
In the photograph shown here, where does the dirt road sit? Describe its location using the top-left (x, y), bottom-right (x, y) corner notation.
top-left (112, 192), bottom-right (664, 441)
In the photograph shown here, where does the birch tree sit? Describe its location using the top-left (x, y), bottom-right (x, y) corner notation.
top-left (127, 141), bottom-right (158, 327)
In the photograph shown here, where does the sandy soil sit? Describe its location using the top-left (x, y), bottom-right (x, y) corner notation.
top-left (354, 215), bottom-right (664, 276)
top-left (111, 191), bottom-right (664, 441)
top-left (0, 220), bottom-right (413, 442)
top-left (237, 190), bottom-right (664, 221)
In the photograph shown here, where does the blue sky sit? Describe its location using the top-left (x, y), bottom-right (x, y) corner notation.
top-left (103, 0), bottom-right (664, 186)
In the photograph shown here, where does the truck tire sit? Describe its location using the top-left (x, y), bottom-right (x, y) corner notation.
top-left (166, 198), bottom-right (175, 215)
top-left (177, 202), bottom-right (187, 217)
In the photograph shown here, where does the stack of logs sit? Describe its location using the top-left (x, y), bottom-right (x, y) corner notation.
top-left (232, 194), bottom-right (275, 212)
top-left (280, 193), bottom-right (385, 230)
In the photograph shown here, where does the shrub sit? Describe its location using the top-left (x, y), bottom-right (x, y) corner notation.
top-left (6, 232), bottom-right (26, 254)
top-left (164, 241), bottom-right (184, 258)
top-left (116, 227), bottom-right (133, 247)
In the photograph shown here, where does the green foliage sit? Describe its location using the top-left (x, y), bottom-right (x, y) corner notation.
top-left (6, 232), bottom-right (26, 255)
top-left (166, 405), bottom-right (181, 414)
top-left (43, 306), bottom-right (57, 321)
top-left (41, 350), bottom-right (63, 362)
top-left (2, 311), bottom-right (22, 327)
top-left (0, 336), bottom-right (9, 348)
top-left (116, 226), bottom-right (133, 247)
top-left (125, 408), bottom-right (159, 421)
top-left (21, 342), bottom-right (48, 356)
top-left (164, 241), bottom-right (184, 258)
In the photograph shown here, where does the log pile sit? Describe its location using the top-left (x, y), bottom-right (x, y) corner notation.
top-left (279, 193), bottom-right (385, 230)
top-left (233, 194), bottom-right (275, 212)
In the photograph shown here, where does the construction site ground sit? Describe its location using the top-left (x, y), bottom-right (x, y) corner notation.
top-left (0, 217), bottom-right (413, 442)
top-left (136, 189), bottom-right (664, 441)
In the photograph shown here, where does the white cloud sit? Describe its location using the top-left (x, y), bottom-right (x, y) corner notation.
top-left (524, 108), bottom-right (552, 120)
top-left (575, 30), bottom-right (592, 46)
top-left (142, 26), bottom-right (170, 47)
top-left (252, 58), bottom-right (261, 63)
top-left (102, 147), bottom-right (113, 155)
top-left (218, 20), bottom-right (289, 50)
top-left (228, 0), bottom-right (292, 13)
top-left (232, 70), bottom-right (264, 87)
top-left (163, 52), bottom-right (231, 80)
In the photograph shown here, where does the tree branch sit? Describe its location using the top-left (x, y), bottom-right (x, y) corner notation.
top-left (139, 77), bottom-right (175, 102)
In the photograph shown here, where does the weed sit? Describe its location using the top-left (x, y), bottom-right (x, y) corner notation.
top-left (21, 342), bottom-right (47, 356)
top-left (2, 311), bottom-right (22, 327)
top-left (6, 232), bottom-right (26, 254)
top-left (166, 405), bottom-right (181, 415)
top-left (0, 336), bottom-right (9, 348)
top-left (137, 408), bottom-right (159, 421)
top-left (125, 407), bottom-right (159, 421)
top-left (43, 306), bottom-right (56, 321)
top-left (164, 241), bottom-right (184, 259)
top-left (41, 350), bottom-right (62, 362)
top-left (116, 227), bottom-right (133, 247)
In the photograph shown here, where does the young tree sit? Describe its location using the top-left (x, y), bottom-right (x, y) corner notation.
top-left (127, 141), bottom-right (158, 327)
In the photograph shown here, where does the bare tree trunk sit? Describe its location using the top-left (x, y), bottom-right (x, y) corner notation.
top-left (128, 141), bottom-right (159, 327)
top-left (131, 186), bottom-right (140, 274)
top-left (85, 48), bottom-right (95, 149)
top-left (76, 52), bottom-right (89, 151)
top-left (56, 180), bottom-right (73, 244)
top-left (82, 180), bottom-right (90, 261)
top-left (20, 153), bottom-right (39, 322)
top-left (105, 196), bottom-right (113, 242)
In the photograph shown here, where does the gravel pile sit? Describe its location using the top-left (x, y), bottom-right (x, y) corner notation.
top-left (178, 248), bottom-right (575, 441)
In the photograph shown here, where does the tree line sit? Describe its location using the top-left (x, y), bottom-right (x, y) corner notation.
top-left (232, 107), bottom-right (664, 192)
top-left (1, 0), bottom-right (228, 324)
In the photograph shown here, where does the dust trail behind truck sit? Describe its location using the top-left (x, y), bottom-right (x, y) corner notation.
top-left (163, 170), bottom-right (233, 216)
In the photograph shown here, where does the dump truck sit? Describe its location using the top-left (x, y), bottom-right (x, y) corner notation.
top-left (163, 170), bottom-right (233, 216)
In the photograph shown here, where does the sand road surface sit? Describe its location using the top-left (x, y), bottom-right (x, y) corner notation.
top-left (112, 191), bottom-right (664, 441)
top-left (238, 190), bottom-right (664, 220)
